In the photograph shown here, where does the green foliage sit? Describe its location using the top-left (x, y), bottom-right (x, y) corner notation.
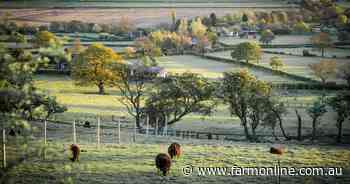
top-left (144, 72), bottom-right (216, 128)
top-left (259, 29), bottom-right (275, 45)
top-left (269, 56), bottom-right (284, 70)
top-left (307, 96), bottom-right (327, 140)
top-left (35, 31), bottom-right (61, 48)
top-left (190, 17), bottom-right (207, 38)
top-left (218, 69), bottom-right (272, 141)
top-left (231, 42), bottom-right (262, 63)
top-left (293, 21), bottom-right (311, 34)
top-left (327, 92), bottom-right (350, 142)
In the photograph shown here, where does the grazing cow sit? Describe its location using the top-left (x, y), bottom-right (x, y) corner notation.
top-left (83, 121), bottom-right (91, 128)
top-left (168, 143), bottom-right (181, 159)
top-left (70, 144), bottom-right (80, 162)
top-left (155, 153), bottom-right (171, 176)
top-left (270, 146), bottom-right (284, 155)
top-left (9, 129), bottom-right (16, 137)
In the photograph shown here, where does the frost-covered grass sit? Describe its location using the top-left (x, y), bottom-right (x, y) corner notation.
top-left (5, 137), bottom-right (350, 184)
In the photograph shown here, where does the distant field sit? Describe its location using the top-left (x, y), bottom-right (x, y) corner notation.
top-left (2, 7), bottom-right (296, 27)
top-left (156, 55), bottom-right (300, 83)
top-left (207, 51), bottom-right (349, 83)
top-left (0, 0), bottom-right (293, 8)
top-left (263, 47), bottom-right (350, 59)
top-left (219, 35), bottom-right (313, 46)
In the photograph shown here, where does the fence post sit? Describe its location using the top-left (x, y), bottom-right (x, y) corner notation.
top-left (163, 116), bottom-right (167, 136)
top-left (44, 119), bottom-right (47, 145)
top-left (97, 116), bottom-right (100, 148)
top-left (118, 118), bottom-right (121, 144)
top-left (133, 119), bottom-right (136, 143)
top-left (73, 120), bottom-right (76, 144)
top-left (155, 117), bottom-right (158, 136)
top-left (2, 129), bottom-right (6, 168)
top-left (146, 115), bottom-right (149, 137)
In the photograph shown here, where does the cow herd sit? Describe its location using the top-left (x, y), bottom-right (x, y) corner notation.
top-left (69, 142), bottom-right (182, 176)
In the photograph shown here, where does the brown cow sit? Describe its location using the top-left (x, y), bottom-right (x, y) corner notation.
top-left (168, 142), bottom-right (181, 159)
top-left (270, 146), bottom-right (284, 155)
top-left (70, 144), bottom-right (80, 162)
top-left (155, 153), bottom-right (171, 176)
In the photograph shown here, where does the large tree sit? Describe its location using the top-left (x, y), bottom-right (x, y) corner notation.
top-left (0, 45), bottom-right (65, 182)
top-left (307, 97), bottom-right (327, 141)
top-left (218, 69), bottom-right (273, 141)
top-left (337, 63), bottom-right (350, 87)
top-left (309, 60), bottom-right (337, 84)
top-left (35, 31), bottom-right (61, 48)
top-left (327, 93), bottom-right (350, 143)
top-left (71, 43), bottom-right (124, 94)
top-left (143, 72), bottom-right (216, 131)
top-left (259, 29), bottom-right (275, 45)
top-left (311, 32), bottom-right (333, 57)
top-left (231, 42), bottom-right (262, 63)
top-left (114, 56), bottom-right (159, 129)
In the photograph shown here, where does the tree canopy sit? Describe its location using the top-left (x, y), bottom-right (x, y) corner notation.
top-left (71, 43), bottom-right (124, 94)
top-left (231, 42), bottom-right (262, 63)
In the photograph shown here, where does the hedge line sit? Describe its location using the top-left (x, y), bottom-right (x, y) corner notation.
top-left (198, 54), bottom-right (318, 83)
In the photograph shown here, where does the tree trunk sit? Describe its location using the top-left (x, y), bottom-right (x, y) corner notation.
top-left (337, 119), bottom-right (343, 143)
top-left (295, 109), bottom-right (302, 141)
top-left (277, 114), bottom-right (289, 140)
top-left (312, 118), bottom-right (317, 141)
top-left (135, 112), bottom-right (141, 129)
top-left (98, 82), bottom-right (105, 94)
top-left (241, 118), bottom-right (251, 140)
top-left (321, 48), bottom-right (325, 57)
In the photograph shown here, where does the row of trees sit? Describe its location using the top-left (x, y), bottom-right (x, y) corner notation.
top-left (69, 43), bottom-right (350, 143)
top-left (49, 17), bottom-right (135, 35)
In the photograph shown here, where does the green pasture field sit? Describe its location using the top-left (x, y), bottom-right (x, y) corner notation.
top-left (263, 47), bottom-right (350, 59)
top-left (33, 73), bottom-right (349, 136)
top-left (207, 51), bottom-right (349, 83)
top-left (156, 55), bottom-right (299, 83)
top-left (218, 35), bottom-right (313, 46)
top-left (4, 137), bottom-right (350, 184)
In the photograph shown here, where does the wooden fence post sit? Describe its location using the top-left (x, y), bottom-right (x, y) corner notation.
top-left (133, 119), bottom-right (136, 143)
top-left (164, 116), bottom-right (168, 136)
top-left (97, 117), bottom-right (100, 148)
top-left (73, 120), bottom-right (76, 144)
top-left (146, 115), bottom-right (149, 137)
top-left (118, 118), bottom-right (121, 144)
top-left (44, 120), bottom-right (47, 145)
top-left (2, 129), bottom-right (6, 168)
top-left (155, 117), bottom-right (158, 136)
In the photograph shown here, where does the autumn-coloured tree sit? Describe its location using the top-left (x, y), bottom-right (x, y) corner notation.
top-left (309, 60), bottom-right (337, 84)
top-left (293, 21), bottom-right (311, 34)
top-left (135, 37), bottom-right (162, 57)
top-left (311, 32), bottom-right (333, 57)
top-left (71, 38), bottom-right (84, 55)
top-left (118, 16), bottom-right (135, 34)
top-left (35, 31), bottom-right (61, 48)
top-left (177, 18), bottom-right (189, 35)
top-left (231, 42), bottom-right (262, 63)
top-left (270, 56), bottom-right (284, 70)
top-left (190, 17), bottom-right (207, 38)
top-left (71, 43), bottom-right (124, 94)
top-left (259, 29), bottom-right (275, 45)
top-left (124, 47), bottom-right (137, 58)
top-left (170, 10), bottom-right (176, 30)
